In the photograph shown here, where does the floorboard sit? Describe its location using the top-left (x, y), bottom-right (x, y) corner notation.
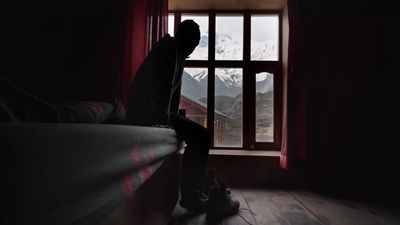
top-left (221, 189), bottom-right (257, 225)
top-left (168, 204), bottom-right (210, 225)
top-left (357, 203), bottom-right (400, 225)
top-left (169, 189), bottom-right (400, 225)
top-left (241, 189), bottom-right (291, 225)
top-left (291, 191), bottom-right (394, 225)
top-left (267, 190), bottom-right (322, 225)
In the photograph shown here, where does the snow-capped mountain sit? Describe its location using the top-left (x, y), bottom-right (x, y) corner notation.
top-left (182, 69), bottom-right (273, 101)
top-left (191, 32), bottom-right (278, 61)
top-left (181, 70), bottom-right (207, 101)
top-left (215, 33), bottom-right (243, 60)
top-left (192, 69), bottom-right (207, 82)
top-left (251, 39), bottom-right (278, 61)
top-left (182, 32), bottom-right (275, 102)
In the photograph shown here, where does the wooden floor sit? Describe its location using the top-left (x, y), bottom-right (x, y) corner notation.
top-left (168, 189), bottom-right (400, 225)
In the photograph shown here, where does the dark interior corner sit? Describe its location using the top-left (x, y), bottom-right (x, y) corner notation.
top-left (0, 0), bottom-right (129, 101)
top-left (205, 0), bottom-right (400, 205)
top-left (297, 1), bottom-right (400, 205)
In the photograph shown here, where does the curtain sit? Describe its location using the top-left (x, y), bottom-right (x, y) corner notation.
top-left (120, 0), bottom-right (168, 106)
top-left (280, 0), bottom-right (308, 169)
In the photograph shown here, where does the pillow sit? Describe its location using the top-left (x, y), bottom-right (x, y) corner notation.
top-left (53, 99), bottom-right (126, 123)
top-left (0, 76), bottom-right (126, 123)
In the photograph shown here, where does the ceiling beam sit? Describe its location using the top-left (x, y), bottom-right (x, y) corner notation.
top-left (169, 0), bottom-right (287, 10)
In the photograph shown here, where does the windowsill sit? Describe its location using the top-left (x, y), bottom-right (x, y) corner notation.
top-left (178, 149), bottom-right (280, 157)
top-left (209, 149), bottom-right (280, 157)
top-left (177, 148), bottom-right (281, 187)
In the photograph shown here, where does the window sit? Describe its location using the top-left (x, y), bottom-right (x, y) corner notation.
top-left (181, 67), bottom-right (208, 127)
top-left (255, 72), bottom-right (274, 142)
top-left (251, 15), bottom-right (279, 61)
top-left (216, 15), bottom-right (243, 60)
top-left (214, 68), bottom-right (243, 147)
top-left (171, 11), bottom-right (282, 150)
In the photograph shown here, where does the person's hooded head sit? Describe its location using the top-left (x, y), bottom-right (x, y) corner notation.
top-left (175, 20), bottom-right (200, 58)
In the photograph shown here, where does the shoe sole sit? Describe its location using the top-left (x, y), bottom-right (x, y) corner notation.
top-left (206, 205), bottom-right (239, 222)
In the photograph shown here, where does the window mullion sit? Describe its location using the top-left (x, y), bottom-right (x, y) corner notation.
top-left (243, 12), bottom-right (254, 149)
top-left (208, 11), bottom-right (216, 147)
top-left (243, 12), bottom-right (251, 62)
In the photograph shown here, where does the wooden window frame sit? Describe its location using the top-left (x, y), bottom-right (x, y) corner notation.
top-left (170, 10), bottom-right (282, 151)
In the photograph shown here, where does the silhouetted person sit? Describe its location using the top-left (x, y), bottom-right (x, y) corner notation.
top-left (127, 20), bottom-right (239, 219)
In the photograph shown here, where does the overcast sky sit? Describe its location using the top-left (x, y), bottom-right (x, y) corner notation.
top-left (170, 14), bottom-right (278, 42)
top-left (251, 15), bottom-right (279, 41)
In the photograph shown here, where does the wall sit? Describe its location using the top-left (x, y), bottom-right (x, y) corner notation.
top-left (297, 0), bottom-right (400, 203)
top-left (0, 0), bottom-right (129, 102)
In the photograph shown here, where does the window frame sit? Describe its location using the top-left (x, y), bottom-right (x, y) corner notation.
top-left (170, 10), bottom-right (282, 151)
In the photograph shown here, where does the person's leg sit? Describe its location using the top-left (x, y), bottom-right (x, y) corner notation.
top-left (170, 114), bottom-right (211, 209)
top-left (170, 113), bottom-right (240, 217)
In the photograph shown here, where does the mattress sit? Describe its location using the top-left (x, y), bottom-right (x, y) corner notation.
top-left (0, 123), bottom-right (179, 225)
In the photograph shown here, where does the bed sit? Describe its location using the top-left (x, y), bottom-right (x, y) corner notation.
top-left (1, 123), bottom-right (181, 225)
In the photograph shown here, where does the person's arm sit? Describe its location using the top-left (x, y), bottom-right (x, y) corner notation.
top-left (169, 55), bottom-right (185, 115)
top-left (169, 81), bottom-right (181, 115)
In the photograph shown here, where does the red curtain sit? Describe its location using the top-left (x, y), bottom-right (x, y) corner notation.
top-left (280, 0), bottom-right (308, 169)
top-left (120, 0), bottom-right (168, 106)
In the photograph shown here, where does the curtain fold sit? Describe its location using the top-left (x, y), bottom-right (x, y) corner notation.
top-left (147, 0), bottom-right (168, 54)
top-left (280, 0), bottom-right (308, 169)
top-left (120, 0), bottom-right (168, 106)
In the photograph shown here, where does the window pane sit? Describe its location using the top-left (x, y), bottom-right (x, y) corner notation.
top-left (214, 68), bottom-right (243, 147)
top-left (168, 14), bottom-right (174, 36)
top-left (180, 68), bottom-right (208, 127)
top-left (256, 72), bottom-right (274, 142)
top-left (181, 14), bottom-right (208, 60)
top-left (251, 15), bottom-right (279, 61)
top-left (216, 15), bottom-right (243, 60)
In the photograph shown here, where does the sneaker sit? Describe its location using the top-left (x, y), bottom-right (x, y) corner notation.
top-left (202, 169), bottom-right (218, 197)
top-left (206, 181), bottom-right (240, 222)
top-left (179, 191), bottom-right (208, 212)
